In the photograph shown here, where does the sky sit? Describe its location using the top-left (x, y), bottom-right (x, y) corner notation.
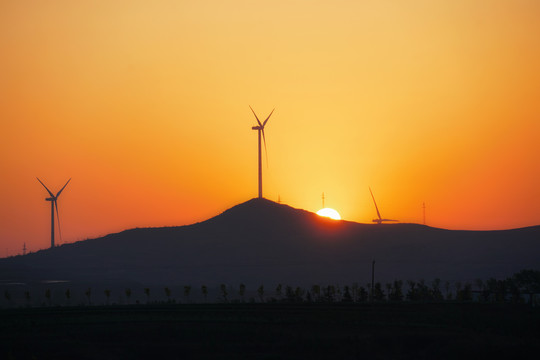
top-left (1, 0), bottom-right (539, 256)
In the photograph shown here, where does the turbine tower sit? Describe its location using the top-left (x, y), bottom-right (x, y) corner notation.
top-left (37, 177), bottom-right (71, 248)
top-left (250, 106), bottom-right (274, 199)
top-left (369, 187), bottom-right (398, 224)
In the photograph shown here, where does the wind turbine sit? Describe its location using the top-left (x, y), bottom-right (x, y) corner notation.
top-left (37, 177), bottom-right (71, 248)
top-left (250, 106), bottom-right (274, 199)
top-left (369, 187), bottom-right (398, 224)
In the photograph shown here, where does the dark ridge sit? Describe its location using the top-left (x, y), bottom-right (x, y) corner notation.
top-left (1, 198), bottom-right (539, 288)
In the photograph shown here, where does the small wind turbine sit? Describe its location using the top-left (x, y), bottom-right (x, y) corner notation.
top-left (369, 187), bottom-right (398, 224)
top-left (37, 177), bottom-right (71, 248)
top-left (250, 106), bottom-right (274, 199)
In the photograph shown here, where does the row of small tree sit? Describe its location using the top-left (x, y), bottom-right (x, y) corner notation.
top-left (2, 285), bottom-right (196, 307)
top-left (217, 270), bottom-right (540, 304)
top-left (3, 270), bottom-right (539, 307)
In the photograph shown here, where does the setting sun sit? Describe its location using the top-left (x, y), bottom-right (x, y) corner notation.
top-left (316, 208), bottom-right (341, 220)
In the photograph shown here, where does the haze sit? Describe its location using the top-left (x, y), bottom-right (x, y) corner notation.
top-left (1, 0), bottom-right (539, 255)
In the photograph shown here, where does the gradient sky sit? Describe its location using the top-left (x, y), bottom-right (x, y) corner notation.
top-left (1, 0), bottom-right (539, 256)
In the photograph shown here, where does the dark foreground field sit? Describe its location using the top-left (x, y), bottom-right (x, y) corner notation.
top-left (2, 303), bottom-right (539, 360)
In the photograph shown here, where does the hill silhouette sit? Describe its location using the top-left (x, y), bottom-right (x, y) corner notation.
top-left (1, 198), bottom-right (539, 287)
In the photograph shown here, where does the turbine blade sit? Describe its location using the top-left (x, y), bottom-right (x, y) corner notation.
top-left (54, 200), bottom-right (63, 244)
top-left (36, 177), bottom-right (54, 197)
top-left (262, 128), bottom-right (269, 167)
top-left (56, 178), bottom-right (71, 197)
top-left (262, 108), bottom-right (275, 127)
top-left (369, 187), bottom-right (382, 220)
top-left (249, 105), bottom-right (263, 127)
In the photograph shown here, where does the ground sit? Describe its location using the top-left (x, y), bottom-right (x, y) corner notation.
top-left (1, 302), bottom-right (539, 359)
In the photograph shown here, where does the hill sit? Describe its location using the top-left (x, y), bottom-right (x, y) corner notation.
top-left (1, 198), bottom-right (539, 288)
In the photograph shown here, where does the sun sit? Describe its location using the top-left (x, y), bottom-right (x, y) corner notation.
top-left (316, 208), bottom-right (341, 220)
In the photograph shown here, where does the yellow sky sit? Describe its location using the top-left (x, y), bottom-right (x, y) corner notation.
top-left (1, 0), bottom-right (539, 255)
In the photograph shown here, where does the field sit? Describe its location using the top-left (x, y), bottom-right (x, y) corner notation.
top-left (2, 302), bottom-right (539, 359)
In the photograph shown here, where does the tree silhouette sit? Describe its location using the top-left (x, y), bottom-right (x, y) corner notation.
top-left (239, 283), bottom-right (246, 302)
top-left (358, 286), bottom-right (368, 302)
top-left (4, 290), bottom-right (11, 306)
top-left (164, 287), bottom-right (172, 303)
top-left (475, 279), bottom-right (489, 302)
top-left (342, 286), bottom-right (353, 302)
top-left (373, 283), bottom-right (385, 302)
top-left (367, 282), bottom-right (373, 302)
top-left (416, 279), bottom-right (431, 301)
top-left (478, 280), bottom-right (490, 302)
top-left (184, 286), bottom-right (192, 303)
top-left (406, 281), bottom-right (417, 301)
top-left (311, 285), bottom-right (321, 302)
top-left (485, 278), bottom-right (502, 302)
top-left (104, 289), bottom-right (111, 305)
top-left (498, 279), bottom-right (509, 303)
top-left (201, 285), bottom-right (208, 303)
top-left (388, 280), bottom-right (404, 302)
top-left (431, 278), bottom-right (443, 301)
top-left (513, 269), bottom-right (540, 305)
top-left (144, 288), bottom-right (150, 304)
top-left (323, 285), bottom-right (336, 302)
top-left (85, 288), bottom-right (92, 305)
top-left (294, 286), bottom-right (305, 302)
top-left (257, 285), bottom-right (264, 303)
top-left (45, 289), bottom-right (52, 306)
top-left (456, 282), bottom-right (472, 302)
top-left (65, 289), bottom-right (71, 306)
top-left (275, 284), bottom-right (283, 300)
top-left (125, 288), bottom-right (132, 304)
top-left (24, 291), bottom-right (31, 307)
top-left (385, 283), bottom-right (392, 301)
top-left (444, 281), bottom-right (452, 300)
top-left (285, 286), bottom-right (295, 302)
top-left (220, 284), bottom-right (228, 302)
top-left (474, 278), bottom-right (484, 294)
top-left (351, 282), bottom-right (359, 302)
top-left (454, 281), bottom-right (462, 300)
top-left (335, 285), bottom-right (342, 302)
top-left (506, 278), bottom-right (522, 304)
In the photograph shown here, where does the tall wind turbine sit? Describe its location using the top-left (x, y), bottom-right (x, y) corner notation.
top-left (37, 178), bottom-right (71, 248)
top-left (369, 187), bottom-right (398, 224)
top-left (250, 106), bottom-right (274, 199)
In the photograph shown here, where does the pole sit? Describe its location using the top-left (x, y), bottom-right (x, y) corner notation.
top-left (258, 129), bottom-right (262, 198)
top-left (423, 202), bottom-right (426, 225)
top-left (50, 200), bottom-right (55, 248)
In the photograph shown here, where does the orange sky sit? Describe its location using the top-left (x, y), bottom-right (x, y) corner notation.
top-left (1, 0), bottom-right (539, 256)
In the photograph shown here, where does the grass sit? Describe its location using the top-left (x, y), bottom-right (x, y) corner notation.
top-left (1, 302), bottom-right (539, 359)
